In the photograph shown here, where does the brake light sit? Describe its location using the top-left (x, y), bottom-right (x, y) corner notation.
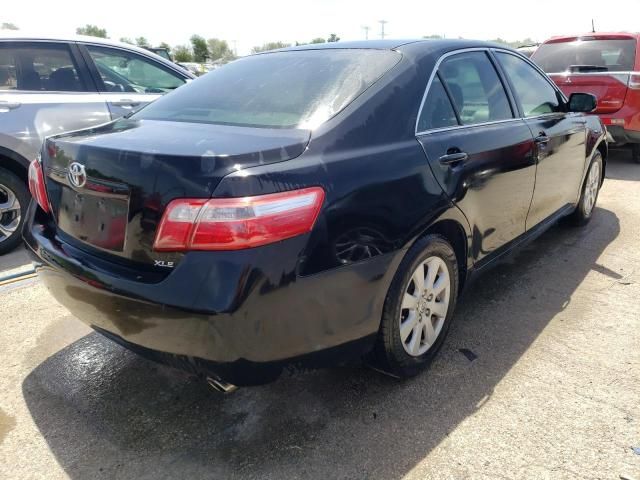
top-left (28, 158), bottom-right (50, 213)
top-left (153, 187), bottom-right (325, 251)
top-left (629, 73), bottom-right (640, 90)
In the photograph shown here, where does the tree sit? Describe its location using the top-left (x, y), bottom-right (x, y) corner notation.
top-left (159, 42), bottom-right (171, 53)
top-left (190, 35), bottom-right (209, 62)
top-left (119, 37), bottom-right (134, 44)
top-left (135, 37), bottom-right (149, 47)
top-left (1, 22), bottom-right (18, 30)
top-left (327, 33), bottom-right (340, 43)
top-left (207, 38), bottom-right (233, 61)
top-left (251, 41), bottom-right (290, 54)
top-left (423, 34), bottom-right (443, 39)
top-left (310, 37), bottom-right (326, 44)
top-left (173, 45), bottom-right (193, 62)
top-left (76, 24), bottom-right (107, 38)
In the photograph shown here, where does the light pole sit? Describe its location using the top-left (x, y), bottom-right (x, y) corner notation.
top-left (379, 20), bottom-right (388, 39)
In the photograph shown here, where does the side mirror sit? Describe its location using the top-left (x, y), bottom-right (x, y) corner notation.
top-left (568, 93), bottom-right (597, 113)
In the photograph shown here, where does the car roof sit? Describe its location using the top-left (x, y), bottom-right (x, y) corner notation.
top-left (543, 32), bottom-right (640, 44)
top-left (0, 31), bottom-right (196, 77)
top-left (275, 38), bottom-right (513, 54)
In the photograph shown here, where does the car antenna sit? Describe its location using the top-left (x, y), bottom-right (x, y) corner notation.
top-left (591, 19), bottom-right (596, 33)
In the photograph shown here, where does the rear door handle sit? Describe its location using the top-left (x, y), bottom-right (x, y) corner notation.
top-left (534, 133), bottom-right (550, 144)
top-left (110, 99), bottom-right (141, 108)
top-left (439, 151), bottom-right (468, 165)
top-left (0, 101), bottom-right (21, 112)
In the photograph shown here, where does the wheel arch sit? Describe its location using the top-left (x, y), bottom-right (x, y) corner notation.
top-left (595, 140), bottom-right (607, 184)
top-left (0, 146), bottom-right (30, 183)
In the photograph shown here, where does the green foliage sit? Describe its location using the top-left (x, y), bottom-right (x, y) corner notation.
top-left (76, 24), bottom-right (107, 38)
top-left (1, 22), bottom-right (18, 30)
top-left (159, 42), bottom-right (171, 53)
top-left (135, 37), bottom-right (149, 47)
top-left (251, 41), bottom-right (290, 54)
top-left (173, 45), bottom-right (193, 62)
top-left (119, 37), bottom-right (134, 44)
top-left (190, 35), bottom-right (209, 62)
top-left (207, 38), bottom-right (234, 62)
top-left (310, 37), bottom-right (326, 44)
top-left (327, 33), bottom-right (340, 43)
top-left (423, 34), bottom-right (443, 39)
top-left (488, 37), bottom-right (537, 47)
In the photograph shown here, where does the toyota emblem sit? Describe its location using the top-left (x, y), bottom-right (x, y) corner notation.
top-left (68, 162), bottom-right (87, 188)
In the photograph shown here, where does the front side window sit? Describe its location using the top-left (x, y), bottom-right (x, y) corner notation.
top-left (439, 51), bottom-right (513, 125)
top-left (133, 49), bottom-right (401, 129)
top-left (497, 52), bottom-right (563, 117)
top-left (417, 75), bottom-right (458, 131)
top-left (0, 44), bottom-right (85, 92)
top-left (87, 46), bottom-right (185, 94)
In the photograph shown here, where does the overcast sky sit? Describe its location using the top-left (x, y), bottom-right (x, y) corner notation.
top-left (5, 0), bottom-right (640, 55)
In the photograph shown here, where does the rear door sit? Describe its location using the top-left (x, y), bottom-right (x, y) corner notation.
top-left (416, 50), bottom-right (537, 263)
top-left (79, 44), bottom-right (188, 119)
top-left (533, 37), bottom-right (637, 115)
top-left (0, 41), bottom-right (110, 163)
top-left (496, 51), bottom-right (587, 228)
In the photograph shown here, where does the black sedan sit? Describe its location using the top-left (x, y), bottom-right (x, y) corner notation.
top-left (24, 39), bottom-right (606, 387)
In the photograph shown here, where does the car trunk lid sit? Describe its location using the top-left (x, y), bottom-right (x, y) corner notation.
top-left (549, 72), bottom-right (630, 114)
top-left (42, 118), bottom-right (310, 266)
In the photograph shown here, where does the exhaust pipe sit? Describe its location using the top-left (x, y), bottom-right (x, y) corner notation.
top-left (206, 376), bottom-right (238, 394)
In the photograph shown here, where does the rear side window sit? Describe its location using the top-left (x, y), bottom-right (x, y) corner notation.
top-left (0, 43), bottom-right (85, 92)
top-left (439, 51), bottom-right (513, 125)
top-left (86, 45), bottom-right (185, 94)
top-left (0, 50), bottom-right (17, 90)
top-left (497, 52), bottom-right (562, 117)
top-left (417, 75), bottom-right (458, 131)
top-left (533, 39), bottom-right (636, 73)
top-left (134, 49), bottom-right (401, 129)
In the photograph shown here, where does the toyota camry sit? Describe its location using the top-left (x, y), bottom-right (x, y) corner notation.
top-left (24, 39), bottom-right (607, 388)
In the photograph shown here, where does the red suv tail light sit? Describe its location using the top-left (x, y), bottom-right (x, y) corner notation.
top-left (28, 158), bottom-right (50, 213)
top-left (629, 73), bottom-right (640, 90)
top-left (153, 187), bottom-right (325, 251)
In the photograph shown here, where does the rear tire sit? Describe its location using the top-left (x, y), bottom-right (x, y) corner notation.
top-left (374, 235), bottom-right (459, 378)
top-left (568, 152), bottom-right (603, 226)
top-left (0, 167), bottom-right (29, 255)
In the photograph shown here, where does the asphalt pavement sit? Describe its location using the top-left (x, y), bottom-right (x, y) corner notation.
top-left (0, 150), bottom-right (639, 480)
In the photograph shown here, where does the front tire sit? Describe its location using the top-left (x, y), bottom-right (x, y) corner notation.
top-left (568, 152), bottom-right (603, 226)
top-left (374, 235), bottom-right (459, 378)
top-left (0, 167), bottom-right (29, 255)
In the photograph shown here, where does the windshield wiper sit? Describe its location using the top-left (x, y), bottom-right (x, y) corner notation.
top-left (568, 65), bottom-right (609, 73)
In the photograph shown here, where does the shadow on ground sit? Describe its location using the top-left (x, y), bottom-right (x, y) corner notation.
top-left (22, 208), bottom-right (619, 479)
top-left (605, 148), bottom-right (640, 181)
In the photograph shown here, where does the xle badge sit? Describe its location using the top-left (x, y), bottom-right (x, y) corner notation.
top-left (154, 260), bottom-right (175, 268)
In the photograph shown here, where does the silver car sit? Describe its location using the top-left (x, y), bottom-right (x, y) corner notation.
top-left (0, 33), bottom-right (195, 253)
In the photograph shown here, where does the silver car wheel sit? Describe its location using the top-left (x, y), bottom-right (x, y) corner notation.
top-left (0, 183), bottom-right (21, 242)
top-left (399, 256), bottom-right (451, 357)
top-left (583, 160), bottom-right (600, 216)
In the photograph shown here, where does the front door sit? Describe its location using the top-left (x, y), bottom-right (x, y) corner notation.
top-left (416, 51), bottom-right (537, 263)
top-left (495, 51), bottom-right (587, 228)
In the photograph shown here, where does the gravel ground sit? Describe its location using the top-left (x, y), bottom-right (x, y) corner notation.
top-left (0, 150), bottom-right (639, 480)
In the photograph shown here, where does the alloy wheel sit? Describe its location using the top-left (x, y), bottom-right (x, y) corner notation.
top-left (583, 160), bottom-right (600, 216)
top-left (399, 256), bottom-right (451, 356)
top-left (0, 183), bottom-right (21, 243)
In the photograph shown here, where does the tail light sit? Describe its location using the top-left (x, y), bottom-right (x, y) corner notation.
top-left (153, 187), bottom-right (325, 251)
top-left (628, 73), bottom-right (640, 90)
top-left (28, 157), bottom-right (50, 213)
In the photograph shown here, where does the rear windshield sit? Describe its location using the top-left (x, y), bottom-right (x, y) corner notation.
top-left (533, 39), bottom-right (636, 73)
top-left (134, 49), bottom-right (401, 129)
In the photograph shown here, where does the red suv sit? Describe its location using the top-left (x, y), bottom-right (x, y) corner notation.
top-left (533, 33), bottom-right (640, 162)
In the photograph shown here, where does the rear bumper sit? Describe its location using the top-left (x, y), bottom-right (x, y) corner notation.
top-left (604, 124), bottom-right (640, 145)
top-left (23, 203), bottom-right (401, 385)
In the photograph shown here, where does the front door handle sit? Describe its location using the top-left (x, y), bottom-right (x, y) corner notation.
top-left (534, 133), bottom-right (550, 144)
top-left (439, 151), bottom-right (468, 165)
top-left (0, 101), bottom-right (21, 112)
